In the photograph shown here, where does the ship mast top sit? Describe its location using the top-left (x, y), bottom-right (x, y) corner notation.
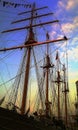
top-left (25, 3), bottom-right (37, 45)
top-left (0, 3), bottom-right (68, 116)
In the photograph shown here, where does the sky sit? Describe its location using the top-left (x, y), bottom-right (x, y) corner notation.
top-left (0, 0), bottom-right (78, 113)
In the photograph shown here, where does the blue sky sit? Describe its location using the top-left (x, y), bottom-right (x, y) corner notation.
top-left (0, 0), bottom-right (78, 111)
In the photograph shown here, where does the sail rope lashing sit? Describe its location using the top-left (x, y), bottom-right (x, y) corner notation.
top-left (0, 68), bottom-right (12, 107)
top-left (60, 66), bottom-right (66, 118)
top-left (65, 41), bottom-right (69, 92)
top-left (6, 49), bottom-right (27, 110)
top-left (32, 10), bottom-right (68, 65)
top-left (0, 55), bottom-right (42, 88)
top-left (1, 60), bottom-right (13, 86)
top-left (54, 50), bottom-right (69, 122)
top-left (0, 50), bottom-right (20, 87)
top-left (33, 51), bottom-right (45, 111)
top-left (48, 8), bottom-right (69, 101)
top-left (34, 10), bottom-right (52, 55)
top-left (33, 88), bottom-right (40, 113)
top-left (45, 30), bottom-right (56, 115)
top-left (55, 40), bottom-right (69, 92)
top-left (32, 9), bottom-right (38, 42)
top-left (32, 89), bottom-right (40, 113)
top-left (33, 78), bottom-right (45, 112)
top-left (55, 51), bottom-right (63, 117)
top-left (50, 69), bottom-right (58, 115)
top-left (59, 62), bottom-right (68, 118)
top-left (0, 59), bottom-right (14, 106)
top-left (7, 74), bottom-right (21, 110)
top-left (0, 79), bottom-right (17, 107)
top-left (0, 72), bottom-right (8, 93)
top-left (0, 49), bottom-right (24, 102)
top-left (31, 47), bottom-right (46, 113)
top-left (32, 48), bottom-right (45, 111)
top-left (30, 73), bottom-right (42, 112)
top-left (65, 95), bottom-right (74, 127)
top-left (0, 45), bottom-right (67, 108)
top-left (0, 50), bottom-right (17, 61)
top-left (33, 77), bottom-right (46, 114)
top-left (0, 71), bottom-right (24, 109)
top-left (0, 41), bottom-right (67, 80)
top-left (0, 47), bottom-right (67, 110)
top-left (49, 69), bottom-right (55, 113)
top-left (58, 41), bottom-right (69, 92)
top-left (0, 72), bottom-right (23, 88)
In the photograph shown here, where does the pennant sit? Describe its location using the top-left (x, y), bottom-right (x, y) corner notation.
top-left (14, 3), bottom-right (17, 8)
top-left (1, 0), bottom-right (31, 8)
top-left (3, 1), bottom-right (5, 7)
top-left (3, 1), bottom-right (8, 7)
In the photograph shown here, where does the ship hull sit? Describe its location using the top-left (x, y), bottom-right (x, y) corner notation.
top-left (0, 107), bottom-right (67, 130)
top-left (0, 107), bottom-right (39, 130)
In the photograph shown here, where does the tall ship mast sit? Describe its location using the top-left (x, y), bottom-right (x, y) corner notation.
top-left (0, 3), bottom-right (74, 130)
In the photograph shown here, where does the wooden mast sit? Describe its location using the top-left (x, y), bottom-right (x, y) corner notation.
top-left (45, 33), bottom-right (53, 117)
top-left (21, 48), bottom-right (31, 114)
top-left (57, 70), bottom-right (60, 119)
top-left (45, 44), bottom-right (49, 116)
top-left (63, 64), bottom-right (68, 124)
top-left (21, 3), bottom-right (35, 115)
top-left (56, 51), bottom-right (61, 119)
top-left (0, 3), bottom-right (68, 116)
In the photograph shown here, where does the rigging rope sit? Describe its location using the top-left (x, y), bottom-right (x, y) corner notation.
top-left (0, 4), bottom-right (70, 118)
top-left (32, 48), bottom-right (45, 111)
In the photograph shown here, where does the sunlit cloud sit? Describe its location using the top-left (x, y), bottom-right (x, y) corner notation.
top-left (58, 0), bottom-right (78, 11)
top-left (68, 46), bottom-right (78, 62)
top-left (66, 0), bottom-right (78, 10)
top-left (58, 1), bottom-right (65, 9)
top-left (62, 16), bottom-right (78, 34)
top-left (62, 23), bottom-right (73, 34)
top-left (66, 0), bottom-right (75, 10)
top-left (71, 37), bottom-right (78, 45)
top-left (49, 31), bottom-right (56, 39)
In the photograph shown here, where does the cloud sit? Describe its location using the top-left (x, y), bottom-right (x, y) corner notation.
top-left (62, 16), bottom-right (78, 34)
top-left (62, 23), bottom-right (73, 34)
top-left (58, 0), bottom-right (78, 11)
top-left (58, 1), bottom-right (65, 9)
top-left (68, 46), bottom-right (78, 62)
top-left (49, 16), bottom-right (78, 40)
top-left (71, 36), bottom-right (78, 46)
top-left (66, 0), bottom-right (78, 10)
top-left (66, 0), bottom-right (75, 10)
top-left (49, 31), bottom-right (56, 39)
